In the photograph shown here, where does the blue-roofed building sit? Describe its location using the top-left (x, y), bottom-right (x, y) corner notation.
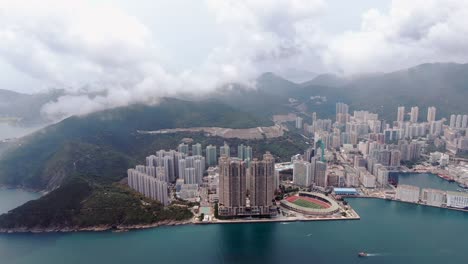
top-left (333, 188), bottom-right (359, 196)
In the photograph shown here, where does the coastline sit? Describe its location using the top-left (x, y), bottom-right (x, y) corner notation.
top-left (0, 219), bottom-right (193, 234)
top-left (0, 208), bottom-right (362, 234)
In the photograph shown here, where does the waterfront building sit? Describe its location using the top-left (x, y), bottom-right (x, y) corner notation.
top-left (427, 107), bottom-right (436, 122)
top-left (397, 106), bottom-right (405, 122)
top-left (360, 171), bottom-right (376, 188)
top-left (410, 106), bottom-right (419, 123)
top-left (218, 156), bottom-right (248, 215)
top-left (206, 145), bottom-right (217, 167)
top-left (249, 153), bottom-right (275, 214)
top-left (395, 185), bottom-right (420, 203)
top-left (346, 172), bottom-right (359, 187)
top-left (191, 143), bottom-right (202, 156)
top-left (421, 188), bottom-right (446, 207)
top-left (446, 191), bottom-right (468, 209)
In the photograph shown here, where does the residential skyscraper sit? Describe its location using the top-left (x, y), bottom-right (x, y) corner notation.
top-left (218, 156), bottom-right (248, 216)
top-left (427, 107), bottom-right (436, 122)
top-left (191, 143), bottom-right (202, 156)
top-left (450, 114), bottom-right (456, 128)
top-left (295, 116), bottom-right (303, 129)
top-left (293, 160), bottom-right (313, 187)
top-left (410, 106), bottom-right (419, 123)
top-left (238, 144), bottom-right (245, 160)
top-left (456, 114), bottom-right (462, 128)
top-left (249, 152), bottom-right (275, 210)
top-left (397, 106), bottom-right (405, 122)
top-left (220, 143), bottom-right (230, 157)
top-left (336, 102), bottom-right (349, 124)
top-left (206, 145), bottom-right (217, 167)
top-left (463, 115), bottom-right (468, 128)
top-left (314, 160), bottom-right (327, 187)
top-left (177, 143), bottom-right (189, 155)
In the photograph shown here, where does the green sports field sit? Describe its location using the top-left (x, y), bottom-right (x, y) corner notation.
top-left (291, 198), bottom-right (326, 209)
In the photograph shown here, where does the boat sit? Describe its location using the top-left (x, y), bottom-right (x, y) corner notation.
top-left (458, 183), bottom-right (468, 189)
top-left (358, 252), bottom-right (368, 257)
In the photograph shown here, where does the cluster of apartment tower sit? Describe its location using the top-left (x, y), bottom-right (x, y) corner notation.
top-left (127, 142), bottom-right (275, 216)
top-left (218, 152), bottom-right (277, 217)
top-left (291, 104), bottom-right (460, 190)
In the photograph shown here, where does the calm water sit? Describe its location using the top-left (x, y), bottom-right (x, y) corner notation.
top-left (398, 173), bottom-right (459, 191)
top-left (0, 189), bottom-right (40, 214)
top-left (0, 174), bottom-right (466, 264)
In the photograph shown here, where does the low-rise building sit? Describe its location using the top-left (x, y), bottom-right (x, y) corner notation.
top-left (395, 185), bottom-right (420, 203)
top-left (446, 191), bottom-right (468, 209)
top-left (421, 188), bottom-right (446, 207)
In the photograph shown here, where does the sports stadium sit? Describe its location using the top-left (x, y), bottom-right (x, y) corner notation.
top-left (280, 192), bottom-right (340, 216)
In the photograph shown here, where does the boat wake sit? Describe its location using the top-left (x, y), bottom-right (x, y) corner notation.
top-left (306, 233), bottom-right (313, 237)
top-left (280, 222), bottom-right (290, 225)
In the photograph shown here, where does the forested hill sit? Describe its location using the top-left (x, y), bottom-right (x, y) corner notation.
top-left (0, 98), bottom-right (272, 191)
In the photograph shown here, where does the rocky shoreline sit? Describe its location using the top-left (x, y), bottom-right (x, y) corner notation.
top-left (0, 220), bottom-right (193, 234)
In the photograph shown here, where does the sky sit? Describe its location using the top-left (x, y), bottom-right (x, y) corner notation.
top-left (0, 0), bottom-right (467, 119)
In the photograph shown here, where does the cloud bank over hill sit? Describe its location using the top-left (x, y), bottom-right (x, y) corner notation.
top-left (0, 0), bottom-right (467, 120)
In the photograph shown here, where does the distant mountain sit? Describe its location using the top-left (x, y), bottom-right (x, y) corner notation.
top-left (301, 73), bottom-right (348, 87)
top-left (215, 63), bottom-right (468, 121)
top-left (0, 89), bottom-right (63, 124)
top-left (277, 68), bottom-right (317, 83)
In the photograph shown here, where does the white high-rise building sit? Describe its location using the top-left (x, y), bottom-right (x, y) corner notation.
top-left (127, 169), bottom-right (169, 206)
top-left (463, 115), bottom-right (468, 128)
top-left (184, 167), bottom-right (196, 184)
top-left (410, 106), bottom-right (419, 123)
top-left (296, 116), bottom-right (304, 129)
top-left (191, 143), bottom-right (202, 156)
top-left (397, 106), bottom-right (405, 122)
top-left (427, 106), bottom-right (436, 122)
top-left (450, 114), bottom-right (456, 128)
top-left (456, 114), bottom-right (462, 128)
top-left (220, 143), bottom-right (230, 157)
top-left (293, 160), bottom-right (313, 187)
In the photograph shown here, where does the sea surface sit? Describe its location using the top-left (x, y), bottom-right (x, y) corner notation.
top-left (0, 174), bottom-right (466, 264)
top-left (0, 189), bottom-right (40, 214)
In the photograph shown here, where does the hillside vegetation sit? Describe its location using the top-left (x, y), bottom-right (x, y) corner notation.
top-left (0, 98), bottom-right (272, 190)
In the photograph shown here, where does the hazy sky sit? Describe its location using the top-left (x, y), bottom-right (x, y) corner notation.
top-left (0, 0), bottom-right (467, 119)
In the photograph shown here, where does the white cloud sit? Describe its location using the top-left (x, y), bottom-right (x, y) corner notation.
top-left (323, 0), bottom-right (468, 74)
top-left (1, 0), bottom-right (468, 120)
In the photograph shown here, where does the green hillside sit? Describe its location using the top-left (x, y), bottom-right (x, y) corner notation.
top-left (0, 98), bottom-right (272, 190)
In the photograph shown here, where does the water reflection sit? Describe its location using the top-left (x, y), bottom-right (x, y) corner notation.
top-left (218, 222), bottom-right (276, 264)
